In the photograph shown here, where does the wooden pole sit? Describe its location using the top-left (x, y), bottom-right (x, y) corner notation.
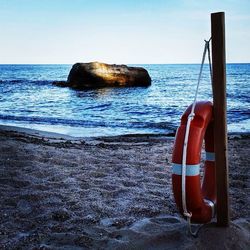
top-left (211, 12), bottom-right (230, 226)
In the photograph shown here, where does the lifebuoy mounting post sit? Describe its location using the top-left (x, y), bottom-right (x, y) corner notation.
top-left (211, 12), bottom-right (230, 227)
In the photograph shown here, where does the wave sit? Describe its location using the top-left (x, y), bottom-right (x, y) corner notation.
top-left (0, 114), bottom-right (105, 127)
top-left (227, 109), bottom-right (250, 122)
top-left (84, 103), bottom-right (112, 111)
top-left (129, 121), bottom-right (176, 131)
top-left (0, 114), bottom-right (176, 132)
top-left (0, 80), bottom-right (56, 85)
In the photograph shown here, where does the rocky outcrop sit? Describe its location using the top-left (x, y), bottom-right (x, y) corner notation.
top-left (60, 62), bottom-right (151, 89)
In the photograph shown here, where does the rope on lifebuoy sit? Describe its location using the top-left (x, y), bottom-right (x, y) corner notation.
top-left (181, 38), bottom-right (212, 237)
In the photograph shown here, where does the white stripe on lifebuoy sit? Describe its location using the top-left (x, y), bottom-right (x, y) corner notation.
top-left (172, 163), bottom-right (200, 176)
top-left (205, 152), bottom-right (215, 161)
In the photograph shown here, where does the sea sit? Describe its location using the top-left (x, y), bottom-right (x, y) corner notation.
top-left (0, 64), bottom-right (249, 137)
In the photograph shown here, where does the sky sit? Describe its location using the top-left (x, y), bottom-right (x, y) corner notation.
top-left (0, 0), bottom-right (249, 64)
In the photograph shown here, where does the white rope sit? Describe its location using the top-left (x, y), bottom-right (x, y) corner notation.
top-left (181, 39), bottom-right (212, 237)
top-left (207, 39), bottom-right (213, 81)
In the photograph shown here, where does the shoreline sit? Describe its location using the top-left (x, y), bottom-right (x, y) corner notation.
top-left (0, 124), bottom-right (249, 141)
top-left (0, 124), bottom-right (249, 249)
top-left (0, 124), bottom-right (175, 146)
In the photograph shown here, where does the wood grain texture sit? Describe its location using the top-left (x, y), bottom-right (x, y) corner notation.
top-left (211, 12), bottom-right (230, 226)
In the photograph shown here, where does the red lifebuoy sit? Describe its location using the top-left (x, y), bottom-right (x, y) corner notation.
top-left (172, 101), bottom-right (216, 223)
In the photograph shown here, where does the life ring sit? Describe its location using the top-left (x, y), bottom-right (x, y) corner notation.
top-left (172, 101), bottom-right (216, 223)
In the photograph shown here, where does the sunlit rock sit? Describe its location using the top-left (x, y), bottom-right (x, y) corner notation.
top-left (66, 62), bottom-right (151, 89)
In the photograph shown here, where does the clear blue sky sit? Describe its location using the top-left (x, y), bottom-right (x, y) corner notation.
top-left (0, 0), bottom-right (249, 64)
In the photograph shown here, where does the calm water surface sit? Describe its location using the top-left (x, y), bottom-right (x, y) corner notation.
top-left (0, 64), bottom-right (249, 136)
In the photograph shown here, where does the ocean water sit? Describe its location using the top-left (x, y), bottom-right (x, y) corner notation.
top-left (0, 64), bottom-right (249, 137)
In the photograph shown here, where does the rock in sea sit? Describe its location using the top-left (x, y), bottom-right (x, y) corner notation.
top-left (53, 62), bottom-right (151, 89)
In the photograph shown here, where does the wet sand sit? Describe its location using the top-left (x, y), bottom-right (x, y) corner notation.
top-left (0, 125), bottom-right (249, 249)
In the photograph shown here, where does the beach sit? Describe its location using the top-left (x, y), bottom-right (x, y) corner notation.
top-left (0, 125), bottom-right (249, 249)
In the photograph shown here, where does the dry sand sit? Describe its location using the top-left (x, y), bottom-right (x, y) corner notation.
top-left (0, 125), bottom-right (249, 249)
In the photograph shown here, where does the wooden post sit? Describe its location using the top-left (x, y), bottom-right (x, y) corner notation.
top-left (211, 12), bottom-right (230, 226)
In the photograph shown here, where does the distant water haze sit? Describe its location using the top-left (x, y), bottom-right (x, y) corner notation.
top-left (0, 64), bottom-right (249, 137)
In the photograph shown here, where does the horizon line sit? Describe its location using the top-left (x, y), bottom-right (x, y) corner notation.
top-left (0, 62), bottom-right (249, 65)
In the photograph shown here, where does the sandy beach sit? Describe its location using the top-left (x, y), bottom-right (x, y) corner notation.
top-left (0, 125), bottom-right (249, 249)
